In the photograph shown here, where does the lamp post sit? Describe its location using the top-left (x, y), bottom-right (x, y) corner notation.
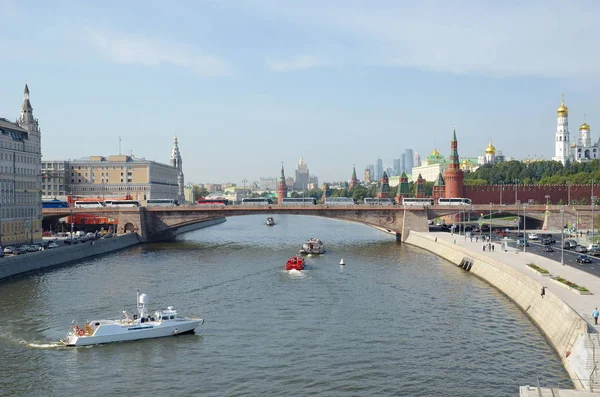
top-left (516, 200), bottom-right (521, 237)
top-left (69, 208), bottom-right (74, 239)
top-left (545, 195), bottom-right (550, 206)
top-left (561, 207), bottom-right (565, 265)
top-left (489, 203), bottom-right (493, 243)
top-left (592, 179), bottom-right (595, 244)
top-left (500, 181), bottom-right (503, 205)
top-left (523, 203), bottom-right (527, 253)
top-left (568, 182), bottom-right (571, 206)
top-left (514, 179), bottom-right (519, 205)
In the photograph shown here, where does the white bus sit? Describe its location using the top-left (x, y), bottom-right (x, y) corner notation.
top-left (241, 198), bottom-right (273, 205)
top-left (146, 199), bottom-right (178, 207)
top-left (281, 197), bottom-right (317, 205)
top-left (104, 200), bottom-right (141, 207)
top-left (74, 200), bottom-right (105, 208)
top-left (324, 197), bottom-right (357, 205)
top-left (402, 198), bottom-right (434, 206)
top-left (438, 198), bottom-right (472, 206)
top-left (364, 198), bottom-right (396, 205)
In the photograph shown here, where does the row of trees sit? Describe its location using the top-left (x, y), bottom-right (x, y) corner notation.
top-left (464, 160), bottom-right (600, 185)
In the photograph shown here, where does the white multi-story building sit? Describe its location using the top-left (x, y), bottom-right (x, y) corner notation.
top-left (0, 85), bottom-right (42, 245)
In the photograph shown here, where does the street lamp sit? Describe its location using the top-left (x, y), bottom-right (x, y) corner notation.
top-left (592, 179), bottom-right (596, 244)
top-left (516, 200), bottom-right (521, 237)
top-left (560, 207), bottom-right (565, 265)
top-left (489, 203), bottom-right (493, 243)
top-left (499, 181), bottom-right (503, 205)
top-left (545, 195), bottom-right (550, 206)
top-left (523, 203), bottom-right (528, 253)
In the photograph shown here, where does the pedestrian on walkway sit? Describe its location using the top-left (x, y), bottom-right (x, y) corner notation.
top-left (470, 236), bottom-right (473, 242)
top-left (476, 236), bottom-right (479, 243)
top-left (492, 244), bottom-right (495, 252)
top-left (483, 244), bottom-right (486, 251)
top-left (593, 308), bottom-right (599, 325)
top-left (541, 286), bottom-right (546, 298)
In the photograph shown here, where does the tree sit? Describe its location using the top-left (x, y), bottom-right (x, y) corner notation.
top-left (351, 185), bottom-right (368, 202)
top-left (193, 185), bottom-right (209, 199)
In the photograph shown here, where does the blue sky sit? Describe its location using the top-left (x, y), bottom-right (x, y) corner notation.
top-left (1, 0), bottom-right (599, 184)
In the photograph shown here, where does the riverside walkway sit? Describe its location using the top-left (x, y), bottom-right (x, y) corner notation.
top-left (424, 230), bottom-right (600, 396)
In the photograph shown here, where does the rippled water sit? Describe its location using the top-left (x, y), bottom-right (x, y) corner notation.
top-left (0, 215), bottom-right (570, 396)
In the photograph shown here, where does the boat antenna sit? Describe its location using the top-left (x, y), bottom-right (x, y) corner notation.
top-left (136, 289), bottom-right (140, 309)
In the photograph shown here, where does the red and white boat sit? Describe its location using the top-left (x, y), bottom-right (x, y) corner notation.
top-left (285, 256), bottom-right (305, 271)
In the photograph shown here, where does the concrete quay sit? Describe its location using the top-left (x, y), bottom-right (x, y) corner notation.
top-left (405, 230), bottom-right (600, 395)
top-left (0, 217), bottom-right (226, 282)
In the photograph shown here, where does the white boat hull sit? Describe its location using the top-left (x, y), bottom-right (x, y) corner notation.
top-left (63, 319), bottom-right (203, 346)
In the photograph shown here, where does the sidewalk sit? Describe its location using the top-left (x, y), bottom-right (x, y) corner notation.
top-left (436, 231), bottom-right (600, 329)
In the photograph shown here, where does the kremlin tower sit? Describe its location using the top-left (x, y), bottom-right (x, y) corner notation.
top-left (349, 165), bottom-right (359, 190)
top-left (395, 171), bottom-right (410, 204)
top-left (432, 172), bottom-right (445, 202)
top-left (377, 171), bottom-right (391, 198)
top-left (443, 127), bottom-right (464, 198)
top-left (415, 174), bottom-right (425, 198)
top-left (277, 163), bottom-right (288, 204)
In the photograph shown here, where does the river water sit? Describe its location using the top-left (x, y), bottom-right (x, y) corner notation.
top-left (0, 215), bottom-right (569, 396)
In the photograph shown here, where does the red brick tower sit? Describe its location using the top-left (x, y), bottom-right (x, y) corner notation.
top-left (444, 127), bottom-right (464, 198)
top-left (377, 171), bottom-right (391, 198)
top-left (349, 164), bottom-right (359, 190)
top-left (395, 171), bottom-right (410, 204)
top-left (415, 173), bottom-right (425, 198)
top-left (277, 163), bottom-right (288, 204)
top-left (432, 172), bottom-right (446, 203)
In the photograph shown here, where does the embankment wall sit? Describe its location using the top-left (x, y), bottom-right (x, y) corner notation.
top-left (405, 231), bottom-right (589, 390)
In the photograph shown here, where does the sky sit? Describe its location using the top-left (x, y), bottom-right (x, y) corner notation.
top-left (1, 0), bottom-right (599, 184)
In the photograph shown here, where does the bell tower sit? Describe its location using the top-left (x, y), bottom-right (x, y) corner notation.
top-left (170, 136), bottom-right (185, 203)
top-left (277, 163), bottom-right (288, 204)
top-left (444, 127), bottom-right (464, 198)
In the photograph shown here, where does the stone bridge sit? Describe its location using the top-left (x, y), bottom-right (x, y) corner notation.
top-left (42, 204), bottom-right (596, 242)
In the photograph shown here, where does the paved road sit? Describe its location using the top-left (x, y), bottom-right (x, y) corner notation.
top-left (431, 227), bottom-right (600, 277)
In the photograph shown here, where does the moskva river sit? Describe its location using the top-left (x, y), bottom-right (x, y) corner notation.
top-left (0, 215), bottom-right (569, 396)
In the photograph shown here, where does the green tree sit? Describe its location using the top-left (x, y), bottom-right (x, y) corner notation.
top-left (351, 185), bottom-right (368, 202)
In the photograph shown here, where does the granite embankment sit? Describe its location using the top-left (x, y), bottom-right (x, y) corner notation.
top-left (0, 233), bottom-right (141, 281)
top-left (405, 231), bottom-right (592, 391)
top-left (0, 217), bottom-right (227, 282)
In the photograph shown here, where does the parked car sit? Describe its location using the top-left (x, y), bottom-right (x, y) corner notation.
top-left (516, 232), bottom-right (524, 238)
top-left (0, 249), bottom-right (4, 258)
top-left (27, 245), bottom-right (40, 252)
top-left (589, 248), bottom-right (600, 257)
top-left (3, 246), bottom-right (15, 255)
top-left (542, 245), bottom-right (554, 252)
top-left (588, 244), bottom-right (600, 251)
top-left (48, 241), bottom-right (60, 249)
top-left (517, 239), bottom-right (530, 247)
top-left (574, 245), bottom-right (588, 253)
top-left (576, 255), bottom-right (592, 264)
top-left (14, 246), bottom-right (28, 255)
top-left (528, 233), bottom-right (539, 240)
top-left (566, 240), bottom-right (578, 249)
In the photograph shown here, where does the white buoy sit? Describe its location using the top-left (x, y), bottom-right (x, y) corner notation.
top-left (339, 258), bottom-right (345, 266)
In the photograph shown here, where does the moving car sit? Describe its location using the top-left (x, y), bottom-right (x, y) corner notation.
top-left (528, 233), bottom-right (539, 240)
top-left (48, 241), bottom-right (60, 249)
top-left (576, 255), bottom-right (592, 264)
top-left (574, 245), bottom-right (588, 253)
top-left (517, 239), bottom-right (530, 247)
top-left (542, 245), bottom-right (554, 252)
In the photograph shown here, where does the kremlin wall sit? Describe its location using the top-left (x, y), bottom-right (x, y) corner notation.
top-left (464, 184), bottom-right (595, 205)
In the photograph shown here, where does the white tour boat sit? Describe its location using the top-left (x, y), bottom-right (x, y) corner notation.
top-left (62, 291), bottom-right (203, 346)
top-left (299, 238), bottom-right (325, 255)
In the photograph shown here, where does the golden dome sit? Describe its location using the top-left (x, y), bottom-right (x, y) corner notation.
top-left (485, 141), bottom-right (496, 154)
top-left (579, 122), bottom-right (591, 131)
top-left (571, 142), bottom-right (577, 148)
top-left (431, 148), bottom-right (439, 156)
top-left (557, 97), bottom-right (568, 115)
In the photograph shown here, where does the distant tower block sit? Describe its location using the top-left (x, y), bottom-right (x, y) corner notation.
top-left (277, 163), bottom-right (288, 205)
top-left (444, 127), bottom-right (464, 199)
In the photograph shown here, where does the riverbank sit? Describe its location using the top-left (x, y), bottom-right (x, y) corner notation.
top-left (405, 230), bottom-right (600, 393)
top-left (0, 217), bottom-right (227, 282)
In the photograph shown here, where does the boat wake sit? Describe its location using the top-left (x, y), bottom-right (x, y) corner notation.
top-left (28, 342), bottom-right (63, 349)
top-left (285, 269), bottom-right (307, 278)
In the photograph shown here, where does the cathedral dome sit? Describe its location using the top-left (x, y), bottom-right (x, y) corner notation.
top-left (485, 141), bottom-right (496, 155)
top-left (431, 148), bottom-right (439, 156)
top-left (579, 122), bottom-right (591, 131)
top-left (557, 100), bottom-right (568, 115)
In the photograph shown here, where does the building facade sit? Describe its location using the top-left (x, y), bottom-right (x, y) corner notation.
top-left (294, 157), bottom-right (310, 191)
top-left (410, 148), bottom-right (447, 182)
top-left (0, 85), bottom-right (43, 245)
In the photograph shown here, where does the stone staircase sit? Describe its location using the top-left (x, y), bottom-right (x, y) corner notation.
top-left (583, 332), bottom-right (600, 391)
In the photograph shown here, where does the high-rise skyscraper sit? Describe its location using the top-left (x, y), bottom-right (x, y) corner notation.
top-left (367, 164), bottom-right (375, 182)
top-left (400, 153), bottom-right (406, 174)
top-left (392, 158), bottom-right (401, 176)
top-left (294, 157), bottom-right (310, 190)
top-left (376, 158), bottom-right (383, 181)
top-left (414, 152), bottom-right (421, 167)
top-left (404, 149), bottom-right (414, 175)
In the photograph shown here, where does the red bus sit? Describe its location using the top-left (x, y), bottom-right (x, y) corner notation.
top-left (197, 198), bottom-right (230, 205)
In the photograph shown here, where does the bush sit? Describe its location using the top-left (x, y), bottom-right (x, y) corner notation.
top-left (554, 276), bottom-right (589, 292)
top-left (527, 263), bottom-right (549, 274)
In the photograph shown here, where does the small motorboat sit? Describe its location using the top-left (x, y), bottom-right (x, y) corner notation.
top-left (339, 258), bottom-right (345, 266)
top-left (285, 256), bottom-right (305, 271)
top-left (61, 291), bottom-right (203, 347)
top-left (299, 238), bottom-right (325, 255)
top-left (266, 217), bottom-right (275, 226)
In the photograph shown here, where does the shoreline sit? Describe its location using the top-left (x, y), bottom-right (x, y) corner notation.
top-left (0, 217), bottom-right (227, 283)
top-left (404, 230), bottom-right (593, 392)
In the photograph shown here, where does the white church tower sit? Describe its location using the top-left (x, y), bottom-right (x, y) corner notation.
top-left (170, 135), bottom-right (185, 204)
top-left (552, 95), bottom-right (570, 165)
top-left (17, 84), bottom-right (41, 147)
